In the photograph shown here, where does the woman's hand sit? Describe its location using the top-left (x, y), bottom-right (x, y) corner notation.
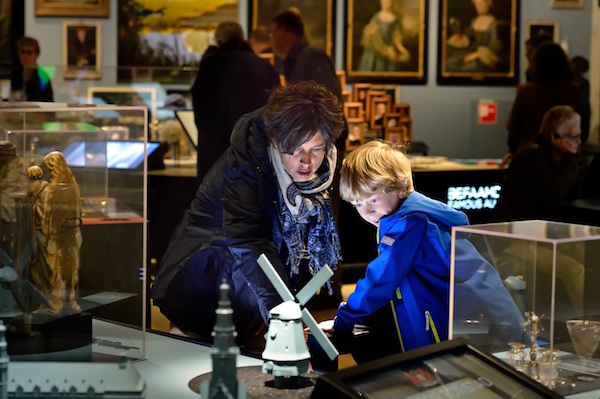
top-left (317, 319), bottom-right (335, 333)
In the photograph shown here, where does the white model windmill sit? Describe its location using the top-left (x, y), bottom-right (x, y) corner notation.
top-left (257, 254), bottom-right (339, 388)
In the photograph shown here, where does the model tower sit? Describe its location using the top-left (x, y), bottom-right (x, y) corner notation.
top-left (201, 281), bottom-right (247, 399)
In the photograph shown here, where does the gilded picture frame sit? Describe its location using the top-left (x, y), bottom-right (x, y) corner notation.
top-left (346, 118), bottom-right (367, 151)
top-left (35, 0), bottom-right (109, 18)
top-left (251, 0), bottom-right (334, 56)
top-left (437, 0), bottom-right (519, 86)
top-left (62, 21), bottom-right (102, 79)
top-left (346, 0), bottom-right (428, 84)
top-left (550, 0), bottom-right (584, 9)
top-left (526, 20), bottom-right (559, 42)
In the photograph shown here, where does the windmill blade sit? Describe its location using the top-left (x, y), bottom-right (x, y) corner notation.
top-left (296, 265), bottom-right (333, 306)
top-left (302, 308), bottom-right (339, 361)
top-left (257, 254), bottom-right (295, 302)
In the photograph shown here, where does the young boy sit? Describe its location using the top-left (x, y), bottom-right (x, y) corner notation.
top-left (320, 140), bottom-right (524, 362)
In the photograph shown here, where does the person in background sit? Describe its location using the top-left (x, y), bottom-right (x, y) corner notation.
top-left (316, 140), bottom-right (524, 363)
top-left (572, 55), bottom-right (591, 144)
top-left (501, 41), bottom-right (577, 166)
top-left (190, 21), bottom-right (279, 181)
top-left (524, 31), bottom-right (553, 83)
top-left (249, 25), bottom-right (272, 54)
top-left (270, 10), bottom-right (341, 100)
top-left (10, 36), bottom-right (53, 102)
top-left (151, 81), bottom-right (345, 353)
top-left (495, 105), bottom-right (582, 221)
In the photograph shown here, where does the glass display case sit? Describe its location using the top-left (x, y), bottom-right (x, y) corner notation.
top-left (450, 220), bottom-right (600, 395)
top-left (0, 102), bottom-right (149, 366)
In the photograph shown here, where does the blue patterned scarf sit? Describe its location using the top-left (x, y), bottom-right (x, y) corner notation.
top-left (268, 144), bottom-right (342, 295)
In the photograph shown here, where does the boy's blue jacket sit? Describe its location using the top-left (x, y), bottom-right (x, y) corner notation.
top-left (334, 191), bottom-right (524, 352)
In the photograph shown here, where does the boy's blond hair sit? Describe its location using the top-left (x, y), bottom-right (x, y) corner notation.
top-left (340, 140), bottom-right (414, 203)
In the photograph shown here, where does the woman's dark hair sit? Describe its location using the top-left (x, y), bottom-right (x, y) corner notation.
top-left (263, 81), bottom-right (344, 154)
top-left (530, 41), bottom-right (573, 83)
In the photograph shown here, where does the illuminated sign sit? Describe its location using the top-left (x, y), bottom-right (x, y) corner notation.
top-left (447, 185), bottom-right (501, 211)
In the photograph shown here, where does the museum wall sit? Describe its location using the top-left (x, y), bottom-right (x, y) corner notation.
top-left (23, 0), bottom-right (597, 159)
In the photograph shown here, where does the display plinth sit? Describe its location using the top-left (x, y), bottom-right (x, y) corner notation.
top-left (6, 311), bottom-right (92, 357)
top-left (450, 220), bottom-right (600, 395)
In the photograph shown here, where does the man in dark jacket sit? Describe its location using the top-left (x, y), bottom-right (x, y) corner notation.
top-left (191, 21), bottom-right (279, 181)
top-left (270, 10), bottom-right (341, 100)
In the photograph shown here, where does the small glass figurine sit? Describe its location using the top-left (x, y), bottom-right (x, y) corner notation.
top-left (507, 342), bottom-right (527, 372)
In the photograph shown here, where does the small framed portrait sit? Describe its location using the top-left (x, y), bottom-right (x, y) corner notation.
top-left (336, 70), bottom-right (347, 89)
top-left (346, 0), bottom-right (428, 83)
top-left (370, 95), bottom-right (393, 130)
top-left (36, 0), bottom-right (109, 18)
top-left (365, 90), bottom-right (387, 121)
top-left (385, 117), bottom-right (412, 144)
top-left (526, 21), bottom-right (559, 42)
top-left (353, 83), bottom-right (372, 106)
top-left (344, 102), bottom-right (365, 119)
top-left (550, 0), bottom-right (584, 9)
top-left (393, 103), bottom-right (411, 117)
top-left (342, 90), bottom-right (352, 103)
top-left (385, 125), bottom-right (409, 144)
top-left (383, 112), bottom-right (403, 129)
top-left (346, 118), bottom-right (366, 151)
top-left (438, 0), bottom-right (519, 86)
top-left (63, 21), bottom-right (101, 79)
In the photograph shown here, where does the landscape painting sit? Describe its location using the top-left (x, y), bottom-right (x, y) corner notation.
top-left (117, 0), bottom-right (238, 84)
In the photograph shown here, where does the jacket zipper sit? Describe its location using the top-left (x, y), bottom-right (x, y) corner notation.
top-left (425, 310), bottom-right (441, 344)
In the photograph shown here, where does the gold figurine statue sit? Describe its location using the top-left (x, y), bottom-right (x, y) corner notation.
top-left (27, 151), bottom-right (82, 315)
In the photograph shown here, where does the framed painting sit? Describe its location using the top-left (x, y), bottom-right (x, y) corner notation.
top-left (336, 70), bottom-right (347, 89)
top-left (353, 83), bottom-right (372, 107)
top-left (383, 112), bottom-right (403, 129)
top-left (550, 0), bottom-right (584, 9)
top-left (344, 102), bottom-right (364, 119)
top-left (63, 22), bottom-right (101, 79)
top-left (118, 1), bottom-right (238, 83)
top-left (370, 95), bottom-right (392, 130)
top-left (346, 0), bottom-right (428, 84)
top-left (526, 20), bottom-right (559, 42)
top-left (365, 90), bottom-right (386, 121)
top-left (437, 0), bottom-right (519, 86)
top-left (385, 124), bottom-right (410, 144)
top-left (393, 103), bottom-right (411, 117)
top-left (346, 118), bottom-right (366, 151)
top-left (342, 90), bottom-right (352, 102)
top-left (0, 1), bottom-right (24, 79)
top-left (251, 0), bottom-right (334, 55)
top-left (35, 0), bottom-right (109, 17)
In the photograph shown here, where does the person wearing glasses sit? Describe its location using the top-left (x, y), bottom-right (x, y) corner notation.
top-left (500, 42), bottom-right (577, 167)
top-left (494, 105), bottom-right (582, 221)
top-left (10, 36), bottom-right (53, 102)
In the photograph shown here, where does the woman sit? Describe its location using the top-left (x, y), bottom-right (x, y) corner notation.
top-left (446, 0), bottom-right (502, 72)
top-left (496, 105), bottom-right (582, 221)
top-left (358, 0), bottom-right (410, 72)
top-left (151, 81), bottom-right (345, 351)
